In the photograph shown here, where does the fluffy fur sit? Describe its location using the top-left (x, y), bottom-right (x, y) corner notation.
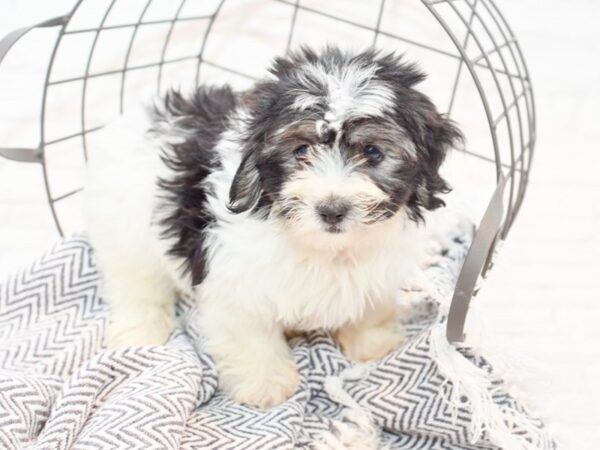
top-left (84, 46), bottom-right (461, 408)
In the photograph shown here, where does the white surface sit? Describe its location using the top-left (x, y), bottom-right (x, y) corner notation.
top-left (0, 1), bottom-right (599, 448)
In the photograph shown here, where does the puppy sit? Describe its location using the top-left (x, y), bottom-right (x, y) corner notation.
top-left (84, 46), bottom-right (461, 408)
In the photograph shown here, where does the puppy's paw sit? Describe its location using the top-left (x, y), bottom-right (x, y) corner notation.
top-left (336, 323), bottom-right (404, 363)
top-left (221, 356), bottom-right (299, 409)
top-left (106, 307), bottom-right (176, 348)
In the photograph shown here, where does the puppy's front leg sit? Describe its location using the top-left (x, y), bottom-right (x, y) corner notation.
top-left (335, 300), bottom-right (404, 363)
top-left (97, 249), bottom-right (177, 348)
top-left (200, 304), bottom-right (299, 408)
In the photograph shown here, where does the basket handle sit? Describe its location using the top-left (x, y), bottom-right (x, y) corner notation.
top-left (0, 147), bottom-right (42, 162)
top-left (0, 15), bottom-right (68, 65)
top-left (0, 15), bottom-right (68, 163)
top-left (446, 174), bottom-right (506, 343)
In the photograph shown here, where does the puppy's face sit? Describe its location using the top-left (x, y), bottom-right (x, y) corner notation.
top-left (229, 47), bottom-right (461, 247)
top-left (262, 117), bottom-right (415, 237)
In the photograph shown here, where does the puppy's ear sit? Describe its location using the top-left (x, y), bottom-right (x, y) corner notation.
top-left (408, 110), bottom-right (462, 220)
top-left (228, 79), bottom-right (281, 214)
top-left (423, 111), bottom-right (462, 171)
top-left (228, 150), bottom-right (261, 213)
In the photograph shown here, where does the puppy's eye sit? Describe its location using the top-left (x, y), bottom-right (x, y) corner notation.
top-left (363, 145), bottom-right (384, 163)
top-left (293, 144), bottom-right (310, 160)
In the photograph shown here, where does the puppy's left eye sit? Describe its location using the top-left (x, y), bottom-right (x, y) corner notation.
top-left (363, 145), bottom-right (384, 163)
top-left (294, 144), bottom-right (310, 160)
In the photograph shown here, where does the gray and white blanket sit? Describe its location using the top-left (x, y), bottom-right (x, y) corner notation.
top-left (0, 229), bottom-right (554, 449)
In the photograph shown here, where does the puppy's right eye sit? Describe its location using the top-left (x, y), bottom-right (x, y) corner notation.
top-left (293, 144), bottom-right (310, 160)
top-left (363, 145), bottom-right (384, 163)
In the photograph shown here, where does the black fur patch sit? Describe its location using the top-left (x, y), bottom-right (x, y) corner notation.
top-left (155, 87), bottom-right (237, 285)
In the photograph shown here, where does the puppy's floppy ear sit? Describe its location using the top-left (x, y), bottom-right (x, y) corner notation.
top-left (228, 150), bottom-right (261, 213)
top-left (409, 108), bottom-right (463, 219)
top-left (374, 50), bottom-right (463, 219)
top-left (228, 79), bottom-right (281, 214)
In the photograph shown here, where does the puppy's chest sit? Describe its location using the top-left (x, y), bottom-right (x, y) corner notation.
top-left (267, 252), bottom-right (402, 330)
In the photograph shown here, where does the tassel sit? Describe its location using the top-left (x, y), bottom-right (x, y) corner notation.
top-left (314, 365), bottom-right (387, 450)
top-left (430, 324), bottom-right (543, 449)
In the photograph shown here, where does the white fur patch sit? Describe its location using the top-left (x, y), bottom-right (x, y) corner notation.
top-left (292, 62), bottom-right (395, 121)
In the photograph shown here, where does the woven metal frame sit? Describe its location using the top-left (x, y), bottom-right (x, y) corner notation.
top-left (0, 0), bottom-right (536, 343)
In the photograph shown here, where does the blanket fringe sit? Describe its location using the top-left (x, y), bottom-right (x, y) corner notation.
top-left (430, 324), bottom-right (542, 450)
top-left (312, 366), bottom-right (387, 450)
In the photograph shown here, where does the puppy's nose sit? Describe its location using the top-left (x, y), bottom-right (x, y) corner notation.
top-left (317, 202), bottom-right (349, 225)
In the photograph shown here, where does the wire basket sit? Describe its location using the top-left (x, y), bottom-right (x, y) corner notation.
top-left (0, 0), bottom-right (535, 343)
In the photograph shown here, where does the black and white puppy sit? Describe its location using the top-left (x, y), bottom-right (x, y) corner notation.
top-left (84, 46), bottom-right (461, 408)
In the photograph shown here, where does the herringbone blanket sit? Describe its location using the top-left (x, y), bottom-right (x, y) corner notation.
top-left (0, 230), bottom-right (554, 449)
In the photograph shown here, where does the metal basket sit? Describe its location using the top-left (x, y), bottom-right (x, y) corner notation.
top-left (0, 0), bottom-right (535, 343)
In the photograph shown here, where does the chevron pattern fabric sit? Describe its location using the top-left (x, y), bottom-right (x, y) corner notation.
top-left (0, 232), bottom-right (554, 449)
